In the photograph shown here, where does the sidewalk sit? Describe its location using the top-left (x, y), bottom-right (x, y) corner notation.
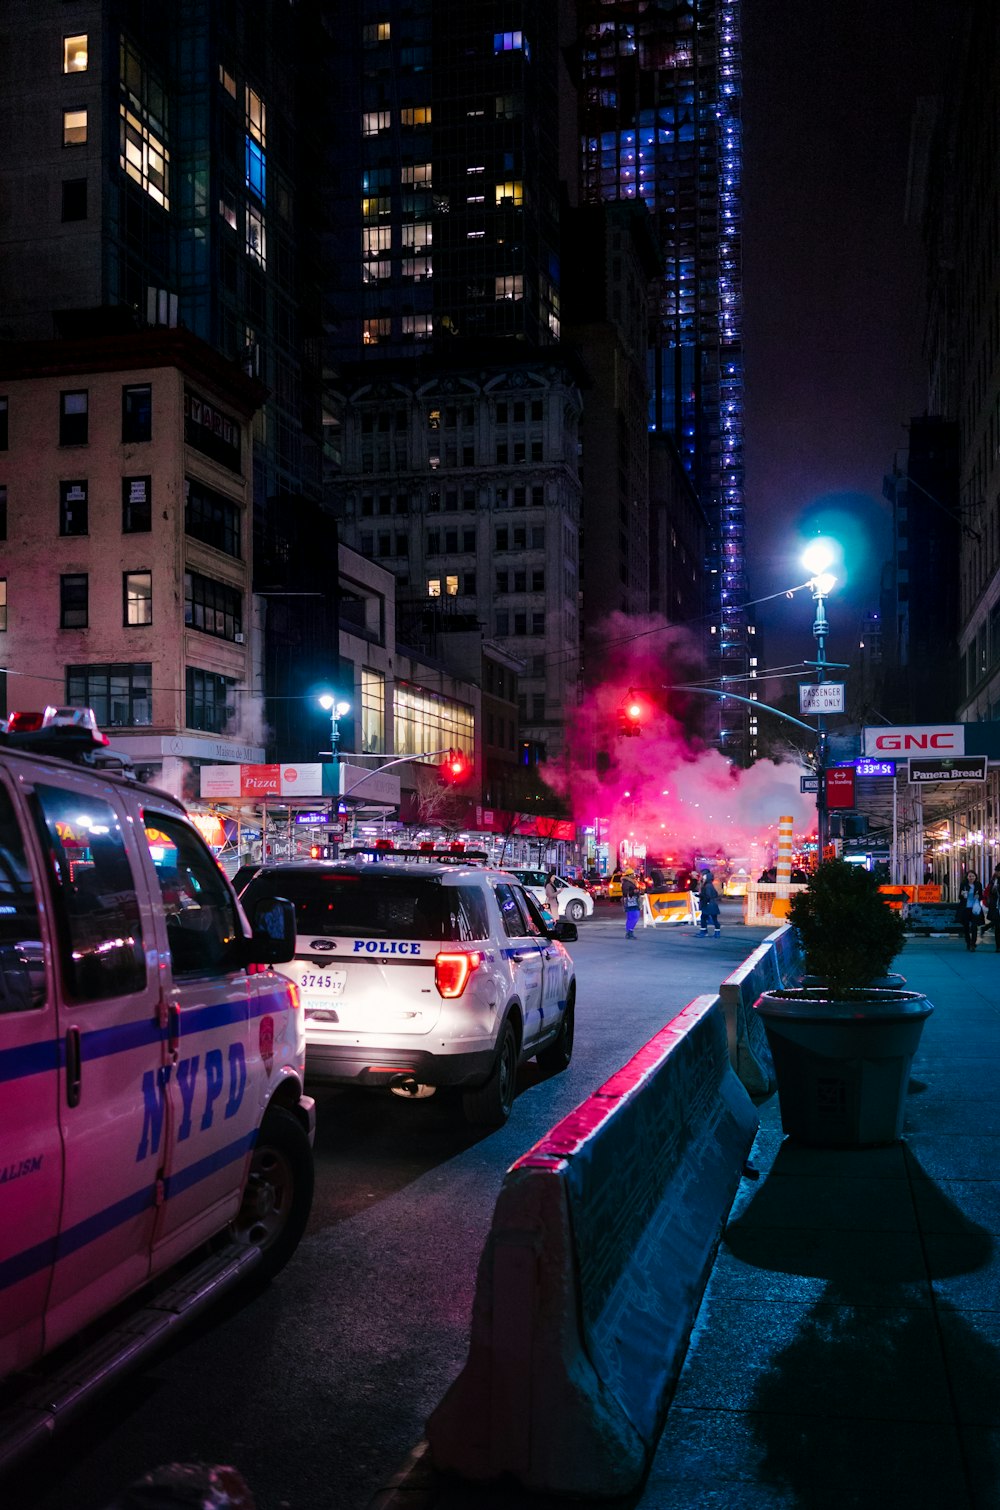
top-left (397, 932), bottom-right (1000, 1510)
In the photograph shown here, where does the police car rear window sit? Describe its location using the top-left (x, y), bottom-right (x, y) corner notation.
top-left (241, 874), bottom-right (489, 942)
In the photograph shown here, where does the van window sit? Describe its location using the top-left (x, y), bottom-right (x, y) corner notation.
top-left (144, 812), bottom-right (243, 977)
top-left (0, 782), bottom-right (46, 1013)
top-left (33, 785), bottom-right (146, 1001)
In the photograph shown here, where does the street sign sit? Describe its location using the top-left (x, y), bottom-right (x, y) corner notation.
top-left (327, 824), bottom-right (345, 840)
top-left (293, 810), bottom-right (329, 825)
top-left (856, 759), bottom-right (896, 778)
top-left (800, 774), bottom-right (819, 793)
top-left (908, 756), bottom-right (988, 784)
top-left (799, 683), bottom-right (845, 715)
top-left (825, 766), bottom-right (857, 809)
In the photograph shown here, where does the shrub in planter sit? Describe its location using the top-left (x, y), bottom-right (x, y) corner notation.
top-left (787, 859), bottom-right (907, 999)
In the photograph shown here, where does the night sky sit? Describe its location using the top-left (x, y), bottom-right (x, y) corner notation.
top-left (741, 0), bottom-right (969, 674)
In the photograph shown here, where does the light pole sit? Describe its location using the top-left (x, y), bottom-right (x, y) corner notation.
top-left (318, 693), bottom-right (351, 802)
top-left (801, 542), bottom-right (838, 864)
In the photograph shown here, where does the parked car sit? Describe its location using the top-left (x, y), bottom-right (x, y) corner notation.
top-left (0, 707), bottom-right (314, 1465)
top-left (237, 854), bottom-right (577, 1127)
top-left (507, 868), bottom-right (594, 922)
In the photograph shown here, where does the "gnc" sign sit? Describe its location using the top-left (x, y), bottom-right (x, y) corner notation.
top-left (863, 724), bottom-right (964, 757)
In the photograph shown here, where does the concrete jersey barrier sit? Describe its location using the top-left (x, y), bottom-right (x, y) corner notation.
top-left (718, 923), bottom-right (804, 1098)
top-left (426, 994), bottom-right (758, 1497)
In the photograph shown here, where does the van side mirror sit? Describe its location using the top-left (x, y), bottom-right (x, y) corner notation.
top-left (246, 896), bottom-right (296, 964)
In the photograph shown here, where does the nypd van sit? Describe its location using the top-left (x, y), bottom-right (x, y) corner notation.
top-left (237, 852), bottom-right (577, 1127)
top-left (0, 708), bottom-right (314, 1468)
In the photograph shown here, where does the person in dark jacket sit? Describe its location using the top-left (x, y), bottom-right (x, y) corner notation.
top-left (697, 869), bottom-right (721, 937)
top-left (621, 869), bottom-right (641, 939)
top-left (958, 869), bottom-right (984, 951)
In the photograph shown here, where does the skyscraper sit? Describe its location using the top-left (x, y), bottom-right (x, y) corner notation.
top-left (578, 0), bottom-right (748, 760)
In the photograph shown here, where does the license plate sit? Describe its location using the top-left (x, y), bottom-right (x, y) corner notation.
top-left (298, 969), bottom-right (347, 998)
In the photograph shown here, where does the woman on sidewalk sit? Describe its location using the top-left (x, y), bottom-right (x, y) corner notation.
top-left (958, 869), bottom-right (984, 950)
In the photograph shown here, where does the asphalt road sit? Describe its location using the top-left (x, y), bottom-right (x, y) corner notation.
top-left (8, 901), bottom-right (772, 1510)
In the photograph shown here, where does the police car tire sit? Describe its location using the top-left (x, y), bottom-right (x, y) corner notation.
top-left (232, 1105), bottom-right (314, 1282)
top-left (462, 1018), bottom-right (518, 1127)
top-left (566, 899), bottom-right (586, 922)
top-left (536, 987), bottom-right (575, 1074)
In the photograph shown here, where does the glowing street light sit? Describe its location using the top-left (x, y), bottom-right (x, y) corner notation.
top-left (802, 541), bottom-right (839, 860)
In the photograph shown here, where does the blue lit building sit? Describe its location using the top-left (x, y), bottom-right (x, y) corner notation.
top-left (579, 0), bottom-right (748, 761)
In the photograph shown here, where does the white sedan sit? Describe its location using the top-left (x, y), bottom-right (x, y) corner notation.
top-left (508, 870), bottom-right (594, 922)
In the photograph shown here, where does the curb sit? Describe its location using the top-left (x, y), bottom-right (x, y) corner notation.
top-left (366, 1441), bottom-right (439, 1509)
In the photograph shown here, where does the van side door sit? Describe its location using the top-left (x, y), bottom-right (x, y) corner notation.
top-left (28, 776), bottom-right (162, 1355)
top-left (493, 882), bottom-right (545, 1047)
top-left (0, 772), bottom-right (63, 1378)
top-left (138, 807), bottom-right (265, 1268)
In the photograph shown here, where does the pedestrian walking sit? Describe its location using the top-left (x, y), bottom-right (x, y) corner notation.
top-left (958, 869), bottom-right (984, 951)
top-left (621, 869), bottom-right (641, 939)
top-left (544, 871), bottom-right (559, 917)
top-left (697, 869), bottom-right (721, 937)
top-left (987, 864), bottom-right (1000, 951)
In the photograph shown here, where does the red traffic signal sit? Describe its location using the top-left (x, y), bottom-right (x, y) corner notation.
top-left (440, 748), bottom-right (468, 782)
top-left (617, 690), bottom-right (643, 737)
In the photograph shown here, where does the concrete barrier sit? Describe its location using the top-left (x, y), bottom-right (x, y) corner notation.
top-left (719, 923), bottom-right (804, 1099)
top-left (426, 994), bottom-right (758, 1497)
top-left (641, 889), bottom-right (698, 927)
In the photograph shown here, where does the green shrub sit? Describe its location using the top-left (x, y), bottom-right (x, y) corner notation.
top-left (787, 859), bottom-right (907, 998)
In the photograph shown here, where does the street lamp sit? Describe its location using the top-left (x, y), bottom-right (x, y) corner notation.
top-left (318, 693), bottom-right (351, 800)
top-left (802, 541), bottom-right (838, 862)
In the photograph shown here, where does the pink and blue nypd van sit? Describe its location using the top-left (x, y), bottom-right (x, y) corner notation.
top-left (0, 709), bottom-right (314, 1466)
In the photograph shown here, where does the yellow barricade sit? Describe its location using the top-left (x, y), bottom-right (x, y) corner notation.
top-left (642, 890), bottom-right (699, 927)
top-left (878, 886), bottom-right (909, 914)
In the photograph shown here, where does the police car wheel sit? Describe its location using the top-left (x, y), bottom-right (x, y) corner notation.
top-left (462, 1019), bottom-right (518, 1127)
top-left (566, 899), bottom-right (586, 922)
top-left (232, 1106), bottom-right (314, 1281)
top-left (536, 987), bottom-right (575, 1074)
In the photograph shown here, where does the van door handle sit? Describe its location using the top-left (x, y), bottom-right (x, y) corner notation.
top-left (168, 1004), bottom-right (181, 1058)
top-left (65, 1026), bottom-right (82, 1108)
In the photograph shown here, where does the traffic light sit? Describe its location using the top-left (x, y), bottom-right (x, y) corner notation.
top-left (440, 748), bottom-right (468, 783)
top-left (617, 691), bottom-right (643, 737)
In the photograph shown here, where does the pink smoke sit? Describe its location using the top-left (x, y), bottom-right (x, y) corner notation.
top-left (549, 613), bottom-right (817, 868)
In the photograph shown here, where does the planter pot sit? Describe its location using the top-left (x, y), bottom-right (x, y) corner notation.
top-left (755, 987), bottom-right (934, 1148)
top-left (802, 972), bottom-right (906, 990)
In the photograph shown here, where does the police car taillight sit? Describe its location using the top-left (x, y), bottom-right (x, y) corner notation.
top-left (435, 951), bottom-right (482, 998)
top-left (4, 710), bottom-right (45, 732)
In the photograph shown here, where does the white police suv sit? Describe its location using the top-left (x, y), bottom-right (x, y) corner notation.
top-left (237, 852), bottom-right (577, 1127)
top-left (0, 708), bottom-right (315, 1468)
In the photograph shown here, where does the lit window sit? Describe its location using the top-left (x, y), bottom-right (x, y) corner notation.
top-left (363, 260), bottom-right (392, 284)
top-left (401, 162), bottom-right (433, 185)
top-left (363, 226), bottom-right (391, 254)
top-left (495, 274), bottom-right (523, 300)
top-left (63, 35), bottom-right (88, 73)
top-left (362, 196), bottom-right (392, 219)
top-left (400, 106), bottom-right (432, 126)
top-left (63, 109), bottom-right (87, 146)
top-left (466, 164), bottom-right (485, 175)
top-left (427, 578), bottom-right (441, 597)
top-left (219, 64), bottom-right (236, 97)
top-left (362, 21), bottom-right (391, 44)
top-left (362, 111), bottom-right (391, 135)
top-left (401, 221), bottom-right (432, 249)
top-left (363, 319), bottom-right (390, 345)
top-left (246, 86), bottom-right (265, 146)
top-left (467, 229), bottom-right (485, 239)
top-left (219, 188), bottom-right (238, 229)
top-left (121, 106), bottom-right (170, 208)
top-left (495, 180), bottom-right (523, 206)
top-left (246, 204), bottom-right (266, 265)
top-left (246, 137), bottom-right (266, 202)
top-left (124, 571), bottom-right (153, 626)
top-left (0, 579), bottom-right (6, 631)
top-left (401, 255), bottom-right (432, 280)
top-left (466, 194), bottom-right (485, 205)
top-left (402, 314), bottom-right (432, 339)
top-left (493, 31), bottom-right (529, 59)
top-left (445, 575), bottom-right (459, 596)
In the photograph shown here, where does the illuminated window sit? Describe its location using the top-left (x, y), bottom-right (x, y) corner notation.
top-left (495, 274), bottom-right (523, 300)
top-left (362, 111), bottom-right (391, 135)
top-left (445, 575), bottom-right (459, 596)
top-left (63, 35), bottom-right (88, 73)
top-left (120, 40), bottom-right (169, 209)
top-left (400, 106), bottom-right (432, 127)
top-left (363, 319), bottom-right (390, 345)
top-left (363, 226), bottom-right (391, 255)
top-left (63, 109), bottom-right (87, 146)
top-left (402, 314), bottom-right (432, 339)
top-left (361, 667), bottom-right (385, 753)
top-left (401, 221), bottom-right (432, 249)
top-left (466, 164), bottom-right (485, 175)
top-left (495, 180), bottom-right (523, 206)
top-left (246, 205), bottom-right (265, 265)
top-left (246, 86), bottom-right (265, 146)
top-left (362, 196), bottom-right (392, 219)
top-left (466, 194), bottom-right (485, 205)
top-left (219, 187), bottom-right (238, 229)
top-left (401, 163), bottom-right (433, 186)
top-left (493, 31), bottom-right (530, 59)
top-left (0, 579), bottom-right (6, 631)
top-left (402, 255), bottom-right (432, 280)
top-left (362, 21), bottom-right (391, 43)
top-left (246, 137), bottom-right (266, 202)
top-left (124, 571), bottom-right (152, 626)
top-left (427, 578), bottom-right (441, 597)
top-left (363, 260), bottom-right (392, 284)
top-left (219, 64), bottom-right (236, 97)
top-left (393, 684), bottom-right (474, 759)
